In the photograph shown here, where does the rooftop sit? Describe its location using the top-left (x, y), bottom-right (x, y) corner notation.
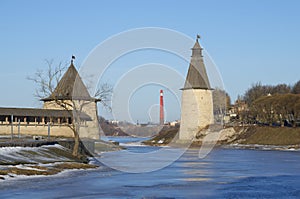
top-left (0, 107), bottom-right (91, 120)
top-left (182, 36), bottom-right (211, 90)
top-left (42, 61), bottom-right (99, 102)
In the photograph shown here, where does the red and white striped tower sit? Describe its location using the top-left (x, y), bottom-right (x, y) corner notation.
top-left (160, 89), bottom-right (164, 125)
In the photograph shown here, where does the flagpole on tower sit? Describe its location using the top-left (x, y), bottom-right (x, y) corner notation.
top-left (196, 34), bottom-right (200, 42)
top-left (71, 55), bottom-right (75, 63)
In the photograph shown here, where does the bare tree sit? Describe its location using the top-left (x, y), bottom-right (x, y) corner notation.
top-left (272, 84), bottom-right (291, 94)
top-left (28, 59), bottom-right (67, 99)
top-left (213, 89), bottom-right (231, 114)
top-left (292, 80), bottom-right (300, 94)
top-left (28, 59), bottom-right (112, 157)
top-left (243, 82), bottom-right (273, 105)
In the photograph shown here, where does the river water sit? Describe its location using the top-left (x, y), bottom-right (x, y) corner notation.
top-left (1, 137), bottom-right (300, 198)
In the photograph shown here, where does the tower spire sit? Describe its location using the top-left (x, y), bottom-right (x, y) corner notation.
top-left (182, 35), bottom-right (210, 90)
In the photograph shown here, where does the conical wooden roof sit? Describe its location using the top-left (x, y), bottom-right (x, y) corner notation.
top-left (42, 61), bottom-right (95, 101)
top-left (182, 38), bottom-right (211, 90)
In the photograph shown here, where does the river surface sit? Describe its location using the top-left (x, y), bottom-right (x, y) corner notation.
top-left (1, 137), bottom-right (300, 198)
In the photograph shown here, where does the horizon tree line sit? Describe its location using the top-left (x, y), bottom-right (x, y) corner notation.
top-left (233, 80), bottom-right (300, 127)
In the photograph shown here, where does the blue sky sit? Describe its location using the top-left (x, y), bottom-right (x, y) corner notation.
top-left (0, 0), bottom-right (299, 122)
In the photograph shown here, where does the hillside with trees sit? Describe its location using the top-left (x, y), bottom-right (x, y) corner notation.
top-left (235, 80), bottom-right (300, 127)
top-left (98, 117), bottom-right (129, 136)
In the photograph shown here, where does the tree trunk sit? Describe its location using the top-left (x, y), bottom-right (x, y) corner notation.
top-left (72, 130), bottom-right (80, 157)
top-left (72, 117), bottom-right (81, 157)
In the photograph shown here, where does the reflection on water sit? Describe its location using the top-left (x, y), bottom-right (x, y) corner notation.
top-left (1, 137), bottom-right (300, 198)
top-left (183, 177), bottom-right (211, 182)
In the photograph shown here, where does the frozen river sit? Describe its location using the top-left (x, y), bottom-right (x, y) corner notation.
top-left (1, 137), bottom-right (300, 198)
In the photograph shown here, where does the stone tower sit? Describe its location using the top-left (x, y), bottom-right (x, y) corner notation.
top-left (179, 36), bottom-right (214, 140)
top-left (42, 60), bottom-right (100, 140)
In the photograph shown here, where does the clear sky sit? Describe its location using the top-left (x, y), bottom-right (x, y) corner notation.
top-left (0, 0), bottom-right (299, 123)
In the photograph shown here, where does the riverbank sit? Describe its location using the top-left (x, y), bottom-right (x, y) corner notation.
top-left (144, 125), bottom-right (300, 148)
top-left (0, 143), bottom-right (100, 180)
top-left (0, 137), bottom-right (123, 180)
top-left (229, 126), bottom-right (300, 145)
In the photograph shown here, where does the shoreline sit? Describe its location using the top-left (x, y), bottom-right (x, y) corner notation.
top-left (0, 137), bottom-right (123, 181)
top-left (0, 161), bottom-right (99, 181)
top-left (0, 143), bottom-right (99, 180)
top-left (143, 125), bottom-right (300, 151)
top-left (148, 141), bottom-right (300, 152)
top-left (220, 143), bottom-right (300, 152)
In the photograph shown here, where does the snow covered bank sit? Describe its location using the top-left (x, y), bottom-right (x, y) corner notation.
top-left (0, 144), bottom-right (98, 180)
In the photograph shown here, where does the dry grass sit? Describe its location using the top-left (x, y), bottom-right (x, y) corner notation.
top-left (29, 165), bottom-right (48, 170)
top-left (0, 162), bottom-right (98, 179)
top-left (8, 167), bottom-right (58, 176)
top-left (0, 170), bottom-right (8, 175)
top-left (143, 126), bottom-right (179, 145)
top-left (53, 162), bottom-right (98, 170)
top-left (238, 126), bottom-right (300, 145)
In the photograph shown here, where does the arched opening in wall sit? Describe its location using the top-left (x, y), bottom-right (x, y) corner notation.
top-left (68, 117), bottom-right (72, 125)
top-left (45, 117), bottom-right (49, 124)
top-left (51, 117), bottom-right (58, 124)
top-left (27, 116), bottom-right (35, 123)
top-left (0, 116), bottom-right (6, 124)
top-left (36, 117), bottom-right (42, 124)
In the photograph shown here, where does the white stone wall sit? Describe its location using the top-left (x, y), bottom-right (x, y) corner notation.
top-left (179, 89), bottom-right (214, 140)
top-left (43, 101), bottom-right (69, 110)
top-left (79, 102), bottom-right (100, 140)
top-left (0, 124), bottom-right (74, 137)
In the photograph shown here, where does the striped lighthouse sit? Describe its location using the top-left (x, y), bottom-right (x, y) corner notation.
top-left (160, 90), bottom-right (164, 125)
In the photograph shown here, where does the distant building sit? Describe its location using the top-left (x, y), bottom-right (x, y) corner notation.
top-left (228, 99), bottom-right (248, 118)
top-left (224, 99), bottom-right (249, 124)
top-left (110, 120), bottom-right (120, 125)
top-left (179, 37), bottom-right (214, 140)
top-left (169, 120), bottom-right (180, 127)
top-left (233, 99), bottom-right (248, 113)
top-left (0, 60), bottom-right (100, 139)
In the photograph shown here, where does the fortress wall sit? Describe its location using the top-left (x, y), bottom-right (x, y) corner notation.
top-left (0, 125), bottom-right (74, 137)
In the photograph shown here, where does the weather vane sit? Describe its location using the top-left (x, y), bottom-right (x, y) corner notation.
top-left (196, 34), bottom-right (201, 41)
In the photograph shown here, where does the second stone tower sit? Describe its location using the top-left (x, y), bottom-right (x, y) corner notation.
top-left (179, 36), bottom-right (214, 140)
